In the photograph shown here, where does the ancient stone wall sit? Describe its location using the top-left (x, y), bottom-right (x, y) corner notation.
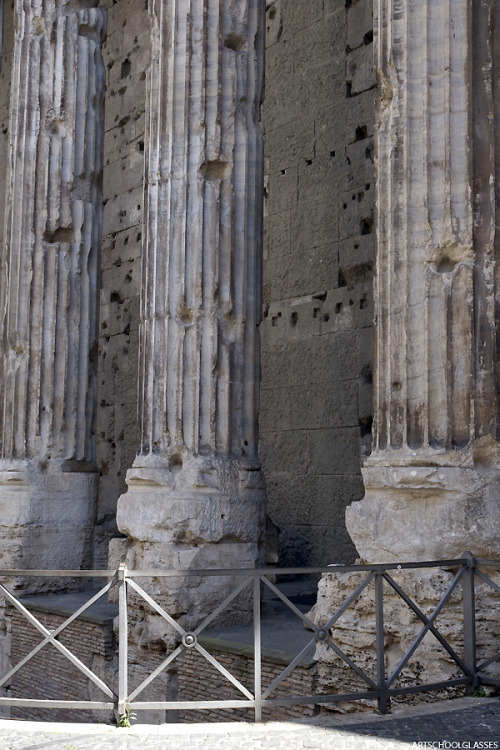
top-left (94, 0), bottom-right (150, 567)
top-left (260, 0), bottom-right (376, 565)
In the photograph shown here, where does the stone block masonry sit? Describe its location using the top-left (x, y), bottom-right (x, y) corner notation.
top-left (95, 0), bottom-right (151, 568)
top-left (261, 0), bottom-right (376, 566)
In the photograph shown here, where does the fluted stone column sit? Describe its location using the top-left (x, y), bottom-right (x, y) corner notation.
top-left (347, 0), bottom-right (500, 562)
top-left (114, 0), bottom-right (266, 607)
top-left (0, 1), bottom-right (106, 570)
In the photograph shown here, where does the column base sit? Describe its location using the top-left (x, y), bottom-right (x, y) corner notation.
top-left (113, 454), bottom-right (266, 625)
top-left (347, 447), bottom-right (500, 563)
top-left (110, 455), bottom-right (266, 719)
top-left (0, 460), bottom-right (98, 572)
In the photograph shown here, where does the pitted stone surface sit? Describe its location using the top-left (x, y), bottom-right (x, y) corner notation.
top-left (1, 699), bottom-right (499, 750)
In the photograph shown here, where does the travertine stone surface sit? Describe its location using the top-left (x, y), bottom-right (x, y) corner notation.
top-left (260, 0), bottom-right (375, 566)
top-left (347, 0), bottom-right (500, 562)
top-left (0, 0), bottom-right (106, 570)
top-left (115, 0), bottom-right (266, 609)
top-left (94, 0), bottom-right (150, 568)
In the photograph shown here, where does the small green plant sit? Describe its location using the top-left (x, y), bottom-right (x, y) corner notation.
top-left (118, 707), bottom-right (137, 727)
top-left (473, 687), bottom-right (487, 698)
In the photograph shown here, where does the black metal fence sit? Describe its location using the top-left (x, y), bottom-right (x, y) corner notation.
top-left (0, 554), bottom-right (499, 722)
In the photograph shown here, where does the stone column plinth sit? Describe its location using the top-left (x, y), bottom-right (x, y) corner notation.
top-left (112, 0), bottom-right (266, 622)
top-left (0, 1), bottom-right (106, 571)
top-left (346, 0), bottom-right (500, 563)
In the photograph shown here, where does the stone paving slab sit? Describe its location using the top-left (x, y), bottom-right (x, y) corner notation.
top-left (0, 698), bottom-right (499, 750)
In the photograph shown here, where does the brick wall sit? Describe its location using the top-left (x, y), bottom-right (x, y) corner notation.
top-left (177, 646), bottom-right (318, 723)
top-left (9, 607), bottom-right (115, 723)
top-left (260, 0), bottom-right (376, 566)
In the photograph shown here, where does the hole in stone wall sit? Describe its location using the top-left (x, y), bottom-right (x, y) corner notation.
top-left (361, 217), bottom-right (373, 235)
top-left (356, 125), bottom-right (368, 141)
top-left (335, 303), bottom-right (342, 314)
top-left (323, 313), bottom-right (330, 322)
top-left (360, 363), bottom-right (372, 383)
top-left (290, 312), bottom-right (298, 326)
top-left (359, 417), bottom-right (373, 437)
top-left (224, 33), bottom-right (245, 51)
top-left (435, 256), bottom-right (457, 273)
top-left (169, 454), bottom-right (183, 472)
top-left (363, 30), bottom-right (374, 45)
top-left (346, 82), bottom-right (352, 98)
top-left (199, 160), bottom-right (229, 180)
top-left (43, 226), bottom-right (74, 243)
top-left (121, 59), bottom-right (131, 78)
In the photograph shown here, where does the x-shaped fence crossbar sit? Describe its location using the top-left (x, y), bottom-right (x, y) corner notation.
top-left (0, 571), bottom-right (117, 710)
top-left (0, 555), bottom-right (499, 720)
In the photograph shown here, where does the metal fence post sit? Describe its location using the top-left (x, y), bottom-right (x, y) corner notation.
top-left (375, 571), bottom-right (388, 713)
top-left (253, 573), bottom-right (262, 722)
top-left (462, 552), bottom-right (477, 693)
top-left (118, 563), bottom-right (128, 716)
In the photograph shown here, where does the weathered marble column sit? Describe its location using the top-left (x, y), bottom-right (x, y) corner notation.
top-left (0, 1), bottom-right (106, 570)
top-left (347, 0), bottom-right (500, 562)
top-left (114, 0), bottom-right (266, 612)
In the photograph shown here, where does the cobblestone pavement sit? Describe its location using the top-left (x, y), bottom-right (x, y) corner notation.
top-left (0, 698), bottom-right (499, 750)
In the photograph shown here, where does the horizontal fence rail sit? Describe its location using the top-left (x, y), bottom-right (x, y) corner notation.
top-left (0, 554), bottom-right (499, 721)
